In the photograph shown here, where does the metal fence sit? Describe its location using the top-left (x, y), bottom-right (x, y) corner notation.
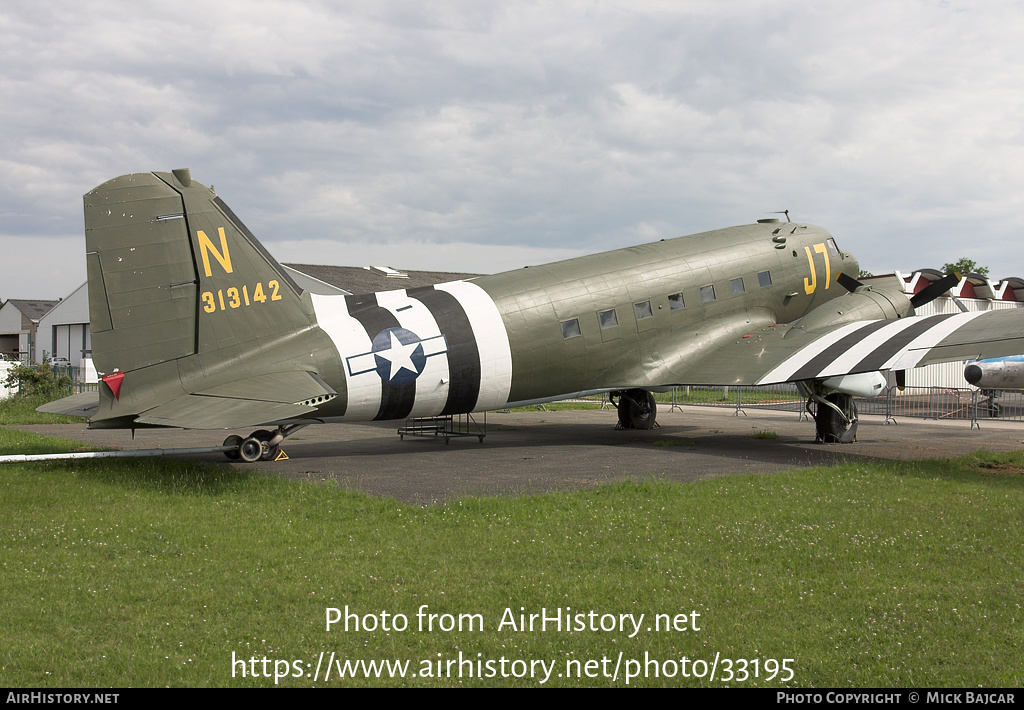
top-left (50, 365), bottom-right (99, 392)
top-left (673, 385), bottom-right (1024, 429)
top-left (3, 363), bottom-right (99, 394)
top-left (566, 384), bottom-right (1024, 429)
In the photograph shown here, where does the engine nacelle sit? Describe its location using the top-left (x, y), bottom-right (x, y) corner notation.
top-left (821, 372), bottom-right (888, 398)
top-left (795, 280), bottom-right (913, 334)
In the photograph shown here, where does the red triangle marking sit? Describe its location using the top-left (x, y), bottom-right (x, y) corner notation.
top-left (103, 372), bottom-right (124, 401)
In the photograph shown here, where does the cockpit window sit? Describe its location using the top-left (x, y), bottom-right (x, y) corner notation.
top-left (826, 238), bottom-right (840, 256)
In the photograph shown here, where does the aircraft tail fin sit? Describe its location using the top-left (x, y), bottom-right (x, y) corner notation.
top-left (85, 169), bottom-right (312, 376)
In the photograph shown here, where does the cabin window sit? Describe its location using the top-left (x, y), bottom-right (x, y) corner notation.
top-left (598, 309), bottom-right (618, 329)
top-left (700, 285), bottom-right (716, 303)
top-left (758, 270), bottom-right (772, 288)
top-left (634, 301), bottom-right (653, 320)
top-left (730, 277), bottom-right (745, 295)
top-left (668, 292), bottom-right (684, 311)
top-left (561, 319), bottom-right (582, 339)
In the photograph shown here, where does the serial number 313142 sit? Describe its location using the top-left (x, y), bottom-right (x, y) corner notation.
top-left (201, 281), bottom-right (282, 313)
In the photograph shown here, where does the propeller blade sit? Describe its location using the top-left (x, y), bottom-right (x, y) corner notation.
top-left (910, 273), bottom-right (961, 309)
top-left (835, 272), bottom-right (864, 293)
top-left (895, 370), bottom-right (906, 391)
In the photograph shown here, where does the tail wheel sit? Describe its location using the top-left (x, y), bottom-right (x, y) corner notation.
top-left (238, 437), bottom-right (264, 463)
top-left (248, 429), bottom-right (279, 461)
top-left (226, 425), bottom-right (305, 463)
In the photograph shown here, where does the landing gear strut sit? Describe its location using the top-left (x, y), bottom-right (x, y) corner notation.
top-left (610, 389), bottom-right (658, 430)
top-left (223, 423), bottom-right (310, 463)
top-left (811, 393), bottom-right (858, 443)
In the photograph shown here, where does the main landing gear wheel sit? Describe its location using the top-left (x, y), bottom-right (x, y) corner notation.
top-left (814, 393), bottom-right (858, 443)
top-left (981, 392), bottom-right (1001, 418)
top-left (611, 389), bottom-right (658, 430)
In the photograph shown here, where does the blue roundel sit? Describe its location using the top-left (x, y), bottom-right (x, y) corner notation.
top-left (371, 327), bottom-right (427, 384)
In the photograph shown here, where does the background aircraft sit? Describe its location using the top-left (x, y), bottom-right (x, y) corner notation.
top-left (41, 170), bottom-right (1024, 460)
top-left (964, 355), bottom-right (1024, 389)
top-left (963, 355), bottom-right (1024, 418)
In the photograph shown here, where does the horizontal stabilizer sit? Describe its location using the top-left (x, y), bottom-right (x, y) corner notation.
top-left (136, 396), bottom-right (317, 429)
top-left (36, 392), bottom-right (100, 418)
top-left (195, 371), bottom-right (335, 403)
top-left (135, 370), bottom-right (335, 428)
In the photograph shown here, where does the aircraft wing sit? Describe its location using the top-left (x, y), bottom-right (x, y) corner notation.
top-left (648, 309), bottom-right (1024, 387)
top-left (134, 370), bottom-right (335, 429)
top-left (757, 309), bottom-right (1024, 384)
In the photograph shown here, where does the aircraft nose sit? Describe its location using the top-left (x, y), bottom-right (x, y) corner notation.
top-left (964, 364), bottom-right (983, 385)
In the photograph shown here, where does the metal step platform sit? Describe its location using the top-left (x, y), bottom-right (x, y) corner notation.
top-left (398, 413), bottom-right (486, 444)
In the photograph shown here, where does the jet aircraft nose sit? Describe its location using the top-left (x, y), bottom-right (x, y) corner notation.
top-left (964, 364), bottom-right (983, 385)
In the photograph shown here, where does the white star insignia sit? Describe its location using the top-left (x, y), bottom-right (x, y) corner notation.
top-left (376, 330), bottom-right (420, 381)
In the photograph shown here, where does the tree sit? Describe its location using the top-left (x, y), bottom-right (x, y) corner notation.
top-left (941, 258), bottom-right (989, 278)
top-left (2, 360), bottom-right (72, 400)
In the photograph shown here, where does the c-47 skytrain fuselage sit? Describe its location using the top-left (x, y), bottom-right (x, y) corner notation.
top-left (42, 170), bottom-right (1024, 458)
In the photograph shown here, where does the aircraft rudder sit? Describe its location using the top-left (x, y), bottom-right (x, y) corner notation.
top-left (83, 170), bottom-right (313, 374)
top-left (84, 172), bottom-right (199, 375)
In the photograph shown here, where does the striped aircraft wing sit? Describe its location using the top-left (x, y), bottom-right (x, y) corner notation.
top-left (754, 309), bottom-right (1024, 385)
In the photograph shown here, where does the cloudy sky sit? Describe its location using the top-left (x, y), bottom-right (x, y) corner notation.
top-left (3, 0), bottom-right (1024, 298)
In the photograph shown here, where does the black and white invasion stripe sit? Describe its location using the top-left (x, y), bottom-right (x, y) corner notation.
top-left (311, 282), bottom-right (512, 421)
top-left (757, 311), bottom-right (989, 384)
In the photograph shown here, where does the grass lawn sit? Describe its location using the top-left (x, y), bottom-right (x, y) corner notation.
top-left (1, 428), bottom-right (1021, 687)
top-left (0, 394), bottom-right (86, 426)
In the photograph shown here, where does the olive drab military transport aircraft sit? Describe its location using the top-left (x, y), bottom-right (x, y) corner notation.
top-left (40, 169), bottom-right (1024, 461)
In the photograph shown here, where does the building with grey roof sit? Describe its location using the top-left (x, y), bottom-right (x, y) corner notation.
top-left (0, 299), bottom-right (60, 361)
top-left (37, 282), bottom-right (90, 367)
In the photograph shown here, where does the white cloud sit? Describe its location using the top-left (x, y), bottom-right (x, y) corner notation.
top-left (0, 235), bottom-right (86, 299)
top-left (3, 0), bottom-right (1024, 297)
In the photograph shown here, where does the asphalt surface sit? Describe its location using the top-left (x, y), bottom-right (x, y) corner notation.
top-left (13, 405), bottom-right (1024, 503)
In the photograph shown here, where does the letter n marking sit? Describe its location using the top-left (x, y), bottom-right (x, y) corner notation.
top-left (198, 227), bottom-right (233, 277)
